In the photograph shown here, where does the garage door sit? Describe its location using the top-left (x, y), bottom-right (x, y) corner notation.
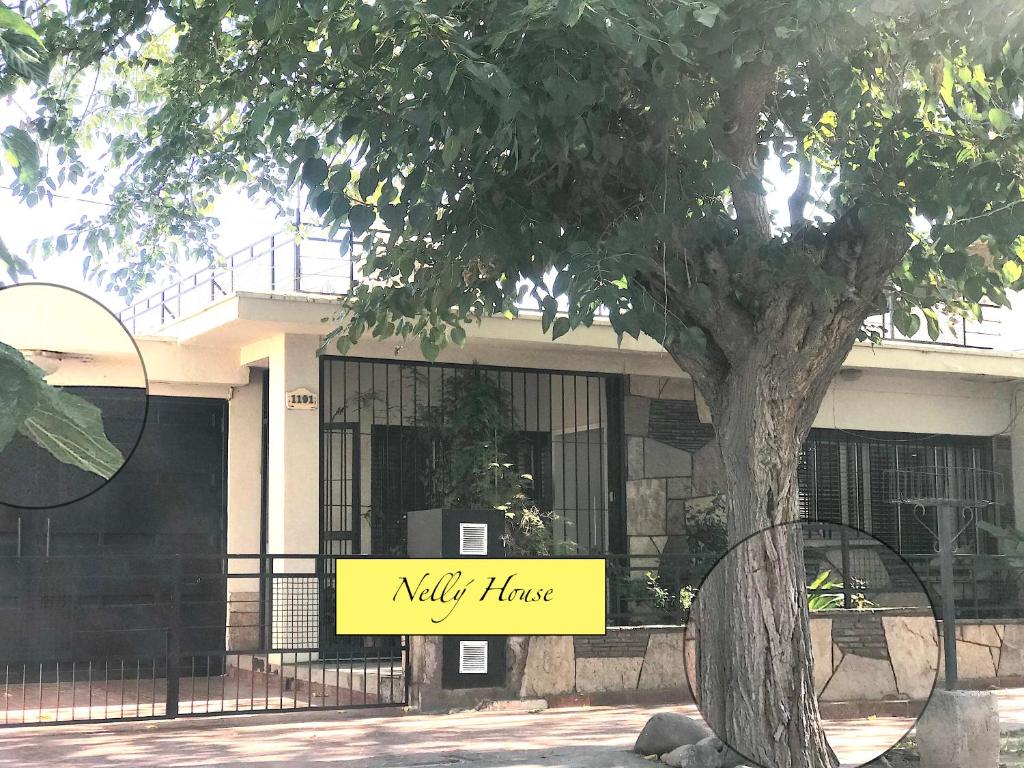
top-left (0, 394), bottom-right (227, 667)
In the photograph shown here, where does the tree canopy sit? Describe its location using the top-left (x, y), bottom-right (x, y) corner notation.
top-left (2, 2), bottom-right (1022, 377)
top-left (5, 4), bottom-right (1022, 763)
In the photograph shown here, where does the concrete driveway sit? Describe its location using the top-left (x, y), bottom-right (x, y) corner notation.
top-left (2, 691), bottom-right (1021, 768)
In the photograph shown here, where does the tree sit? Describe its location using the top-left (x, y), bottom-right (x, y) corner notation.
top-left (4, 1), bottom-right (1024, 765)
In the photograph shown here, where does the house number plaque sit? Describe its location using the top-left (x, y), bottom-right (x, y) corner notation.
top-left (286, 388), bottom-right (318, 410)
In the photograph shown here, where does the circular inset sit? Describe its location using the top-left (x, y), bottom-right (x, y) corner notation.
top-left (0, 283), bottom-right (148, 509)
top-left (683, 521), bottom-right (938, 768)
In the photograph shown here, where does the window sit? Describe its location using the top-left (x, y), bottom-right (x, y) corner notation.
top-left (798, 429), bottom-right (996, 554)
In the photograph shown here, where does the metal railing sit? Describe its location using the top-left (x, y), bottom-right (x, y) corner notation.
top-left (607, 522), bottom-right (1024, 626)
top-left (118, 229), bottom-right (360, 334)
top-left (0, 553), bottom-right (407, 726)
top-left (117, 228), bottom-right (1012, 349)
top-left (886, 466), bottom-right (1003, 507)
top-left (606, 552), bottom-right (719, 626)
top-left (864, 293), bottom-right (1008, 350)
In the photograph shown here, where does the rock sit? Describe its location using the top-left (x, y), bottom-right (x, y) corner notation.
top-left (634, 712), bottom-right (711, 756)
top-left (626, 479), bottom-right (667, 535)
top-left (624, 396), bottom-right (651, 437)
top-left (660, 735), bottom-right (745, 767)
top-left (809, 617), bottom-right (833, 696)
top-left (518, 636), bottom-right (575, 698)
top-left (998, 623), bottom-right (1024, 676)
top-left (643, 438), bottom-right (693, 478)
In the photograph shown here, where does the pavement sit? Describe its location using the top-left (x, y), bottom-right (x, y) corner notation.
top-left (2, 689), bottom-right (1023, 768)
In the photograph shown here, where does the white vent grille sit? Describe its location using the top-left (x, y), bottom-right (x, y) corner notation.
top-left (459, 640), bottom-right (489, 674)
top-left (459, 523), bottom-right (488, 556)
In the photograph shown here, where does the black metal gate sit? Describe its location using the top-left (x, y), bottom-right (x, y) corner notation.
top-left (318, 356), bottom-right (625, 665)
top-left (1, 392), bottom-right (407, 726)
top-left (320, 356), bottom-right (625, 558)
top-left (0, 553), bottom-right (408, 726)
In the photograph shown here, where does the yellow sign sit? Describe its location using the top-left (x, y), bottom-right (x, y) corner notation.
top-left (335, 558), bottom-right (607, 636)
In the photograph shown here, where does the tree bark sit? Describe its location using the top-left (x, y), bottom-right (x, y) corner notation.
top-left (683, 331), bottom-right (860, 768)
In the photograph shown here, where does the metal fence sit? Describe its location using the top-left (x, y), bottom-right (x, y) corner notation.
top-left (117, 226), bottom-right (1011, 349)
top-left (606, 552), bottom-right (719, 625)
top-left (604, 522), bottom-right (1024, 626)
top-left (0, 554), bottom-right (407, 727)
top-left (118, 229), bottom-right (360, 334)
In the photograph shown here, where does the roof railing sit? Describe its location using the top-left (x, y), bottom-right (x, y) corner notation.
top-left (117, 228), bottom-right (1009, 349)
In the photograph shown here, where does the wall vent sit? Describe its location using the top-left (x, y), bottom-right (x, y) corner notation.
top-left (458, 640), bottom-right (489, 674)
top-left (459, 523), bottom-right (488, 556)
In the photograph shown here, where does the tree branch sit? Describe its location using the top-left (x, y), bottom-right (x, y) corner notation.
top-left (787, 157), bottom-right (813, 231)
top-left (718, 64), bottom-right (776, 240)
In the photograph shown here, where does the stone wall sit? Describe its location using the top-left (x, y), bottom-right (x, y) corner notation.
top-left (624, 375), bottom-right (724, 569)
top-left (410, 616), bottom-right (1024, 713)
top-left (409, 627), bottom-right (693, 712)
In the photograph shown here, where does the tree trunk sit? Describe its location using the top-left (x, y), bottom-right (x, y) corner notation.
top-left (692, 343), bottom-right (846, 768)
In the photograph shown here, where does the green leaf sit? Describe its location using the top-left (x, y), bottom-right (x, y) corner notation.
top-left (892, 307), bottom-right (921, 338)
top-left (358, 167), bottom-right (379, 199)
top-left (0, 341), bottom-right (43, 450)
top-left (693, 2), bottom-right (721, 28)
top-left (18, 382), bottom-right (124, 479)
top-left (328, 163), bottom-right (352, 192)
top-left (989, 108), bottom-right (1013, 133)
top-left (0, 8), bottom-right (41, 43)
top-left (1002, 260), bottom-right (1022, 284)
top-left (302, 157), bottom-right (329, 188)
top-left (552, 317), bottom-right (570, 340)
top-left (451, 325), bottom-right (466, 346)
top-left (0, 31), bottom-right (49, 84)
top-left (556, 0), bottom-right (587, 27)
top-left (0, 237), bottom-right (32, 282)
top-left (420, 335), bottom-right (441, 360)
top-left (348, 204), bottom-right (375, 237)
top-left (1, 126), bottom-right (39, 182)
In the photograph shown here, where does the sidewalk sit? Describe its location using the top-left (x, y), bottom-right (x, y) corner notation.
top-left (2, 689), bottom-right (1022, 768)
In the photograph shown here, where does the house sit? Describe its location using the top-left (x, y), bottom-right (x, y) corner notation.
top-left (3, 226), bottom-right (1024, 723)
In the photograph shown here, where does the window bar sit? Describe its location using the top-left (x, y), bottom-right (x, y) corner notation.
top-left (572, 375), bottom-right (581, 550)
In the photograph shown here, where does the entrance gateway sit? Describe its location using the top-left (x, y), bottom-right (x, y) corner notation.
top-left (1, 357), bottom-right (629, 726)
top-left (0, 394), bottom-right (406, 726)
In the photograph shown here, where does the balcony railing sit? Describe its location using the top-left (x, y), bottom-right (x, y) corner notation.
top-left (118, 229), bottom-right (362, 334)
top-left (118, 228), bottom-right (1012, 349)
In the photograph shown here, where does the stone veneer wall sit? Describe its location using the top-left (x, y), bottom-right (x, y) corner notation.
top-left (409, 628), bottom-right (692, 712)
top-left (624, 375), bottom-right (723, 569)
top-left (807, 612), bottom-right (1024, 702)
top-left (410, 616), bottom-right (1024, 712)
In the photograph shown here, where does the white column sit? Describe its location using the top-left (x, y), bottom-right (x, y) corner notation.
top-left (264, 334), bottom-right (322, 655)
top-left (226, 369), bottom-right (265, 650)
top-left (265, 333), bottom-right (321, 554)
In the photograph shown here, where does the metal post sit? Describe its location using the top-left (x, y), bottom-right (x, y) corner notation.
top-left (294, 198), bottom-right (302, 292)
top-left (165, 556), bottom-right (182, 717)
top-left (263, 555), bottom-right (274, 652)
top-left (840, 524), bottom-right (853, 610)
top-left (270, 236), bottom-right (276, 291)
top-left (938, 503), bottom-right (959, 689)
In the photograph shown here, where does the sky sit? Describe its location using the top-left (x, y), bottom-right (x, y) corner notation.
top-left (0, 183), bottom-right (290, 310)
